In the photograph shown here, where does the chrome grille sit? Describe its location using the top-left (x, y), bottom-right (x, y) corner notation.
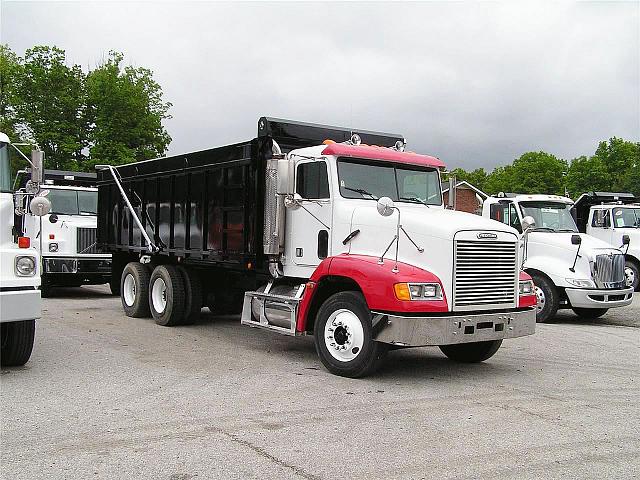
top-left (454, 240), bottom-right (518, 310)
top-left (593, 253), bottom-right (625, 289)
top-left (77, 227), bottom-right (98, 254)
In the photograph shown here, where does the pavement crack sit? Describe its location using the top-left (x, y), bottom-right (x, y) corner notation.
top-left (206, 426), bottom-right (320, 480)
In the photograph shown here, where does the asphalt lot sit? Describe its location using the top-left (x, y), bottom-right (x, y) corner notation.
top-left (1, 287), bottom-right (638, 480)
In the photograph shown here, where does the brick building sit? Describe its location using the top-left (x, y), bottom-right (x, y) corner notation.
top-left (441, 181), bottom-right (488, 215)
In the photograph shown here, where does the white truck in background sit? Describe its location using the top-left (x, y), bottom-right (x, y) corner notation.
top-left (0, 133), bottom-right (50, 366)
top-left (483, 194), bottom-right (634, 322)
top-left (16, 170), bottom-right (113, 297)
top-left (572, 191), bottom-right (640, 291)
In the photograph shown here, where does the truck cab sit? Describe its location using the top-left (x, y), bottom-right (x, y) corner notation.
top-left (572, 191), bottom-right (640, 291)
top-left (483, 193), bottom-right (634, 322)
top-left (0, 133), bottom-right (47, 366)
top-left (18, 172), bottom-right (112, 296)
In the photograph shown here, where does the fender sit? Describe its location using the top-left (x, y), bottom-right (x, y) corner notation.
top-left (296, 254), bottom-right (448, 331)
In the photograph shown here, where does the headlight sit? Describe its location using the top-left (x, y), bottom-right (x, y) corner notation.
top-left (15, 256), bottom-right (37, 276)
top-left (566, 278), bottom-right (595, 288)
top-left (519, 280), bottom-right (534, 295)
top-left (394, 282), bottom-right (443, 301)
top-left (49, 242), bottom-right (58, 252)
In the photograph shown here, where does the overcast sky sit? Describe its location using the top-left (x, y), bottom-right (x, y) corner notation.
top-left (2, 1), bottom-right (638, 170)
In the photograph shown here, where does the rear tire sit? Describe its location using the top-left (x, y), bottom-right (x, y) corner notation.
top-left (314, 291), bottom-right (387, 378)
top-left (178, 266), bottom-right (202, 324)
top-left (121, 262), bottom-right (151, 318)
top-left (529, 272), bottom-right (559, 323)
top-left (0, 320), bottom-right (36, 366)
top-left (149, 265), bottom-right (185, 326)
top-left (439, 340), bottom-right (502, 363)
top-left (572, 307), bottom-right (608, 319)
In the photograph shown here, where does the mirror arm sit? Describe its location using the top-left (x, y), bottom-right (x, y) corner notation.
top-left (569, 243), bottom-right (582, 272)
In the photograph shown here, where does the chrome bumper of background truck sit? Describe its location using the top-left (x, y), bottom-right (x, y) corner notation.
top-left (565, 287), bottom-right (634, 309)
top-left (371, 308), bottom-right (536, 346)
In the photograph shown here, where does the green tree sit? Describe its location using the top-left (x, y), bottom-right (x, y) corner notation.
top-left (565, 155), bottom-right (611, 198)
top-left (0, 45), bottom-right (20, 141)
top-left (483, 152), bottom-right (567, 195)
top-left (12, 46), bottom-right (89, 170)
top-left (86, 51), bottom-right (172, 168)
top-left (593, 137), bottom-right (640, 193)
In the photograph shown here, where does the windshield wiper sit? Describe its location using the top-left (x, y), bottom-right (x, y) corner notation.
top-left (399, 196), bottom-right (430, 207)
top-left (342, 186), bottom-right (378, 199)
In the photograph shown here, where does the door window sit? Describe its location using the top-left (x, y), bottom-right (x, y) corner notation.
top-left (296, 162), bottom-right (329, 199)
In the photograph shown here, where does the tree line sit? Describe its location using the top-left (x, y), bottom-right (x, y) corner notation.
top-left (1, 45), bottom-right (171, 172)
top-left (444, 138), bottom-right (639, 199)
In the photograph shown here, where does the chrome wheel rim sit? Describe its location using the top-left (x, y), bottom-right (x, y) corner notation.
top-left (624, 266), bottom-right (635, 288)
top-left (123, 273), bottom-right (136, 307)
top-left (534, 286), bottom-right (546, 313)
top-left (324, 309), bottom-right (364, 362)
top-left (151, 277), bottom-right (167, 313)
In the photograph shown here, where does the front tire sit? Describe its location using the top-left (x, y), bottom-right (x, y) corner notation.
top-left (529, 272), bottom-right (559, 323)
top-left (439, 340), bottom-right (502, 363)
top-left (314, 291), bottom-right (387, 378)
top-left (625, 259), bottom-right (639, 291)
top-left (149, 265), bottom-right (185, 326)
top-left (572, 307), bottom-right (608, 319)
top-left (0, 320), bottom-right (36, 366)
top-left (121, 262), bottom-right (151, 318)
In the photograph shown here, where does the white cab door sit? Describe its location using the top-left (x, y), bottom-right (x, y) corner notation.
top-left (286, 159), bottom-right (333, 268)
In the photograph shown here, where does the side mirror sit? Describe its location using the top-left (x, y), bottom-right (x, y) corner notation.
top-left (622, 234), bottom-right (630, 246)
top-left (521, 215), bottom-right (536, 232)
top-left (49, 213), bottom-right (58, 224)
top-left (376, 197), bottom-right (396, 217)
top-left (277, 158), bottom-right (294, 195)
top-left (571, 234), bottom-right (582, 245)
top-left (29, 196), bottom-right (51, 217)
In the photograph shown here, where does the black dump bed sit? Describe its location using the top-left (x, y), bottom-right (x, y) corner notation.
top-left (571, 191), bottom-right (639, 232)
top-left (96, 117), bottom-right (403, 271)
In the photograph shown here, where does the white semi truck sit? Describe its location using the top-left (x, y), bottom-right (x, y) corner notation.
top-left (572, 192), bottom-right (640, 291)
top-left (0, 133), bottom-right (49, 366)
top-left (17, 170), bottom-right (113, 296)
top-left (97, 118), bottom-right (537, 378)
top-left (483, 193), bottom-right (634, 322)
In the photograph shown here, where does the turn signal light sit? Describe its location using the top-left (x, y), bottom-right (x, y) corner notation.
top-left (394, 283), bottom-right (411, 301)
top-left (18, 236), bottom-right (30, 248)
top-left (49, 234), bottom-right (55, 239)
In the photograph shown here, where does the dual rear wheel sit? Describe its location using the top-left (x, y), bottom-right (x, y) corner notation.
top-left (120, 262), bottom-right (202, 326)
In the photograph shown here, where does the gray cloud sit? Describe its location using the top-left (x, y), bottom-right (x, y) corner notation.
top-left (2, 1), bottom-right (638, 170)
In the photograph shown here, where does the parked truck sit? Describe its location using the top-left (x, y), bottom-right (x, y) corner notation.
top-left (572, 191), bottom-right (639, 291)
top-left (483, 193), bottom-right (634, 323)
top-left (0, 133), bottom-right (49, 366)
top-left (97, 117), bottom-right (537, 377)
top-left (16, 170), bottom-right (112, 296)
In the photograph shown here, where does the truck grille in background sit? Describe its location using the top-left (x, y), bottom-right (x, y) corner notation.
top-left (593, 253), bottom-right (626, 289)
top-left (77, 227), bottom-right (98, 254)
top-left (454, 240), bottom-right (518, 310)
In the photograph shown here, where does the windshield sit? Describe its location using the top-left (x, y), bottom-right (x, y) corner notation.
top-left (519, 201), bottom-right (578, 232)
top-left (46, 189), bottom-right (98, 215)
top-left (337, 158), bottom-right (442, 205)
top-left (613, 207), bottom-right (640, 228)
top-left (0, 145), bottom-right (11, 193)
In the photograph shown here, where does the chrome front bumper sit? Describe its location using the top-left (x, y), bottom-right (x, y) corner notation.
top-left (565, 287), bottom-right (634, 309)
top-left (372, 308), bottom-right (536, 347)
top-left (0, 288), bottom-right (41, 323)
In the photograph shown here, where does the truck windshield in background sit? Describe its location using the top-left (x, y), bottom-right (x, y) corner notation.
top-left (613, 207), bottom-right (640, 228)
top-left (520, 201), bottom-right (578, 232)
top-left (0, 145), bottom-right (11, 193)
top-left (337, 158), bottom-right (442, 205)
top-left (46, 189), bottom-right (98, 215)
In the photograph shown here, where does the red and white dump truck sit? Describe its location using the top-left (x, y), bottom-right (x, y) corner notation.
top-left (97, 118), bottom-right (536, 377)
